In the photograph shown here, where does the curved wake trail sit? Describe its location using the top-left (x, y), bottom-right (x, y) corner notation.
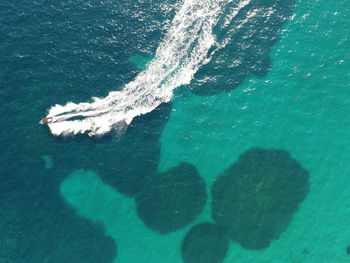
top-left (44, 0), bottom-right (251, 136)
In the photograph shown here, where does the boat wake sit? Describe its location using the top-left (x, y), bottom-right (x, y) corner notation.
top-left (42, 0), bottom-right (251, 136)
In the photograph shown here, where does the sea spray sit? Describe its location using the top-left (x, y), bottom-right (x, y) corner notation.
top-left (45, 0), bottom-right (251, 136)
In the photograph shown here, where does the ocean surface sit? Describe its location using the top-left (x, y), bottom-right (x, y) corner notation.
top-left (0, 0), bottom-right (349, 262)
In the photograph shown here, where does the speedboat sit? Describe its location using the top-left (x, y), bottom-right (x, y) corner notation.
top-left (39, 117), bottom-right (53, 125)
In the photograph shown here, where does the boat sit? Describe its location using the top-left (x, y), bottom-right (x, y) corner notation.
top-left (39, 117), bottom-right (53, 125)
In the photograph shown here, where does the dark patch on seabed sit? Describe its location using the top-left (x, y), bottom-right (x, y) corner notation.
top-left (211, 148), bottom-right (310, 250)
top-left (346, 245), bottom-right (350, 255)
top-left (181, 222), bottom-right (230, 263)
top-left (136, 163), bottom-right (207, 234)
top-left (190, 0), bottom-right (296, 96)
top-left (89, 103), bottom-right (172, 196)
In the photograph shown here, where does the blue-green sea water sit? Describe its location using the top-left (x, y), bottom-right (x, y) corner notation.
top-left (1, 0), bottom-right (349, 262)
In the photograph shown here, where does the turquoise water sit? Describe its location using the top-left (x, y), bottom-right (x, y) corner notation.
top-left (1, 0), bottom-right (350, 262)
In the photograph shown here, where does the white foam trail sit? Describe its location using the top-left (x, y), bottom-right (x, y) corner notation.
top-left (45, 0), bottom-right (251, 136)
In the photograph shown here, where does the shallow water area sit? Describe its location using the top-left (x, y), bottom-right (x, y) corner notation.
top-left (160, 0), bottom-right (350, 262)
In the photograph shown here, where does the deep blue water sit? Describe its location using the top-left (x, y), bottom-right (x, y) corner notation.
top-left (0, 1), bottom-right (174, 261)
